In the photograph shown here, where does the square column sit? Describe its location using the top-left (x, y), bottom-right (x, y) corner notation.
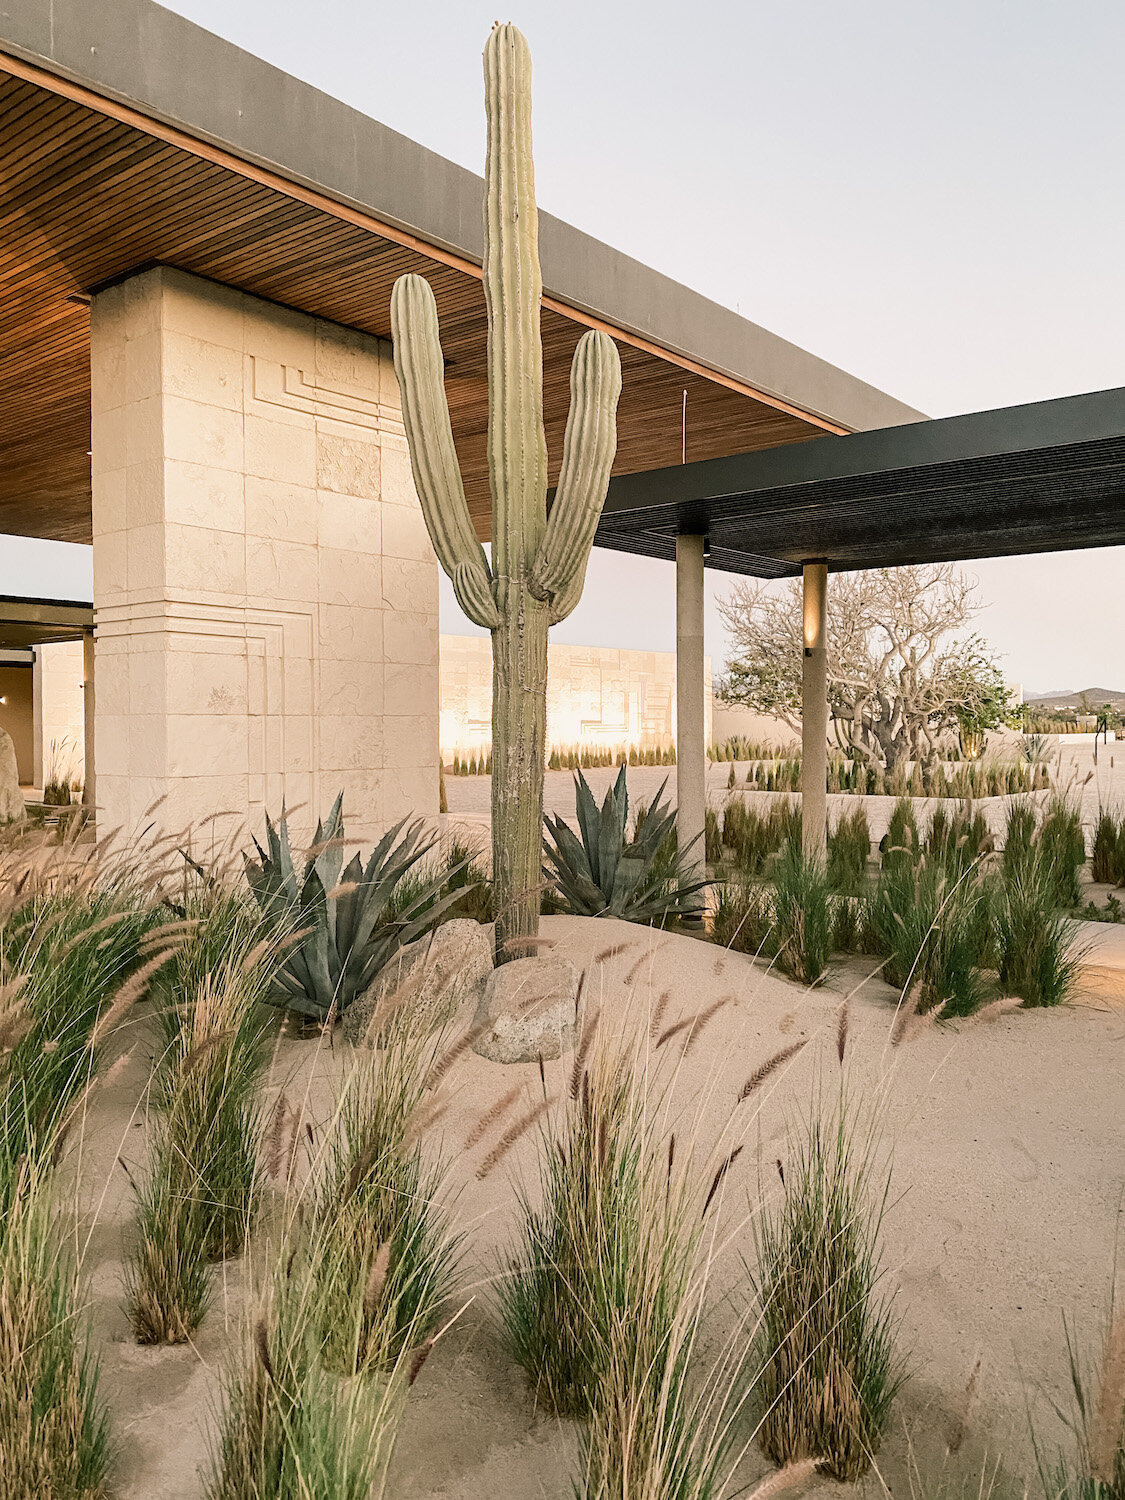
top-left (675, 534), bottom-right (706, 891)
top-left (90, 267), bottom-right (438, 842)
top-left (801, 560), bottom-right (828, 863)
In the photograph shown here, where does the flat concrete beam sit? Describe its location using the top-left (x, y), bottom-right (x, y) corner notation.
top-left (801, 561), bottom-right (828, 864)
top-left (676, 535), bottom-right (706, 896)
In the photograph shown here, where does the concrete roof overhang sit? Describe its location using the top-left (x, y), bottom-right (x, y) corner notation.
top-left (0, 594), bottom-right (92, 649)
top-left (0, 0), bottom-right (922, 547)
top-left (592, 385), bottom-right (1125, 577)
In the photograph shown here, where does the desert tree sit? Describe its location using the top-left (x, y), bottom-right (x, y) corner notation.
top-left (718, 564), bottom-right (1016, 774)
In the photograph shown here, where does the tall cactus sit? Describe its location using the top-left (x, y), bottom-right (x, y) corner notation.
top-left (390, 23), bottom-right (622, 955)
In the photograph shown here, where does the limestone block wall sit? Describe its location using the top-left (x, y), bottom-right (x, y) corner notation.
top-left (440, 635), bottom-right (712, 760)
top-left (90, 268), bottom-right (438, 841)
top-left (33, 640), bottom-right (86, 791)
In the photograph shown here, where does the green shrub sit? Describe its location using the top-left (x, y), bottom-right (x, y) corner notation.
top-left (749, 1104), bottom-right (903, 1481)
top-left (704, 807), bottom-right (722, 866)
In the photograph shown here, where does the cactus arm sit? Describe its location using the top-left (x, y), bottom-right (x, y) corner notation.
top-left (390, 273), bottom-right (500, 630)
top-left (530, 329), bottom-right (622, 620)
top-left (483, 23), bottom-right (548, 585)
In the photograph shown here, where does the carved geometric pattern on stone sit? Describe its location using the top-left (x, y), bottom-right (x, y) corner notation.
top-left (248, 357), bottom-right (405, 437)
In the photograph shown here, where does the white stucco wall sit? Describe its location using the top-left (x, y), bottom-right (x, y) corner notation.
top-left (34, 639), bottom-right (86, 791)
top-left (439, 635), bottom-right (712, 760)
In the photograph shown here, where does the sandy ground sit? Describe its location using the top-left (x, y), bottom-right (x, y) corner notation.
top-left (60, 914), bottom-right (1125, 1500)
top-left (444, 739), bottom-right (1125, 850)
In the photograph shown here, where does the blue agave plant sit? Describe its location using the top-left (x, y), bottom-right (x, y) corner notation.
top-left (543, 766), bottom-right (708, 923)
top-left (244, 794), bottom-right (464, 1022)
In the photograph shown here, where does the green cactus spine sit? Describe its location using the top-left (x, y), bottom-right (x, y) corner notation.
top-left (390, 23), bottom-right (621, 955)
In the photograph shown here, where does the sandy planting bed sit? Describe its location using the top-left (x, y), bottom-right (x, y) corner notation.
top-left (63, 915), bottom-right (1124, 1498)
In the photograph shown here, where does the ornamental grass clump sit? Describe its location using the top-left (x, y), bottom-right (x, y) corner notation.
top-left (205, 1226), bottom-right (408, 1500)
top-left (827, 805), bottom-right (870, 894)
top-left (710, 875), bottom-right (773, 956)
top-left (0, 1162), bottom-right (111, 1500)
top-left (311, 1028), bottom-right (461, 1373)
top-left (1091, 810), bottom-right (1125, 887)
top-left (1003, 801), bottom-right (1039, 879)
top-left (880, 798), bottom-right (921, 873)
top-left (1038, 795), bottom-right (1088, 908)
top-left (994, 848), bottom-right (1085, 1008)
top-left (926, 801), bottom-right (993, 875)
top-left (865, 855), bottom-right (987, 1016)
top-left (749, 1103), bottom-right (903, 1481)
top-left (0, 884), bottom-right (153, 1185)
top-left (771, 845), bottom-right (832, 985)
top-left (500, 1028), bottom-right (705, 1424)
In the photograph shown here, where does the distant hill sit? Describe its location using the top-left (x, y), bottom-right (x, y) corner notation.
top-left (1026, 687), bottom-right (1125, 710)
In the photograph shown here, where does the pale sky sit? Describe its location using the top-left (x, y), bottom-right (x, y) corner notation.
top-left (18, 0), bottom-right (1124, 694)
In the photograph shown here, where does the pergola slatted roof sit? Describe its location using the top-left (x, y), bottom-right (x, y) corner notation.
top-left (594, 385), bottom-right (1125, 575)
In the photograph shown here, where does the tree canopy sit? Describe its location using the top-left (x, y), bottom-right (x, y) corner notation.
top-left (718, 564), bottom-right (1017, 771)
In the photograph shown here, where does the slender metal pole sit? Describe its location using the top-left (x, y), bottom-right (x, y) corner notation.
top-left (801, 561), bottom-right (828, 863)
top-left (676, 534), bottom-right (706, 898)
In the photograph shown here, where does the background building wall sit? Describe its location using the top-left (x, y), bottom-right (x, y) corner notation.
top-left (90, 267), bottom-right (438, 841)
top-left (440, 635), bottom-right (713, 761)
top-left (33, 640), bottom-right (86, 791)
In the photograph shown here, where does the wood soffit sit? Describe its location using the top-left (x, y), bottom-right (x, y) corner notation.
top-left (0, 53), bottom-right (840, 546)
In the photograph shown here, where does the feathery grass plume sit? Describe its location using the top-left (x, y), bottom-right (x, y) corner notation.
top-left (994, 847), bottom-right (1086, 1007)
top-left (463, 1084), bottom-right (523, 1150)
top-left (944, 1356), bottom-right (982, 1456)
top-left (500, 1029), bottom-right (700, 1421)
top-left (746, 1460), bottom-right (823, 1498)
top-left (312, 1026), bottom-right (462, 1373)
top-left (476, 1098), bottom-right (551, 1179)
top-left (738, 1040), bottom-right (808, 1103)
top-left (836, 999), bottom-right (850, 1064)
top-left (1032, 1300), bottom-right (1125, 1499)
top-left (681, 996), bottom-right (735, 1058)
top-left (748, 1099), bottom-right (904, 1480)
top-left (204, 1226), bottom-right (407, 1500)
top-left (0, 1161), bottom-right (111, 1500)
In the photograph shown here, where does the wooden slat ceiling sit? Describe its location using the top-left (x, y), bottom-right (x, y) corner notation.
top-left (0, 64), bottom-right (833, 545)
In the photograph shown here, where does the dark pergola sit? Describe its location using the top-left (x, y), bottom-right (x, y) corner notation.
top-left (593, 384), bottom-right (1125, 577)
top-left (589, 384), bottom-right (1125, 865)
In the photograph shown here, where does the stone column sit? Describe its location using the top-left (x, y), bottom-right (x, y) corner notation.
top-left (90, 267), bottom-right (438, 843)
top-left (801, 560), bottom-right (828, 863)
top-left (82, 631), bottom-right (95, 810)
top-left (675, 534), bottom-right (706, 892)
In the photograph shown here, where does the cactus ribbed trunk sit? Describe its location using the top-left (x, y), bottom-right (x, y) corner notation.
top-left (390, 23), bottom-right (621, 961)
top-left (484, 25), bottom-right (549, 952)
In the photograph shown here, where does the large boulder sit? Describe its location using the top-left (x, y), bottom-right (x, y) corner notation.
top-left (472, 956), bottom-right (580, 1064)
top-left (0, 728), bottom-right (23, 823)
top-left (343, 918), bottom-right (493, 1046)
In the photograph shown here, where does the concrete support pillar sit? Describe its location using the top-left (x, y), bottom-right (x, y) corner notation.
top-left (90, 266), bottom-right (438, 841)
top-left (676, 534), bottom-right (706, 890)
top-left (801, 560), bottom-right (828, 864)
top-left (82, 630), bottom-right (95, 810)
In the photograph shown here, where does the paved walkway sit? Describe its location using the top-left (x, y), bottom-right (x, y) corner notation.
top-left (1077, 920), bottom-right (1125, 1004)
